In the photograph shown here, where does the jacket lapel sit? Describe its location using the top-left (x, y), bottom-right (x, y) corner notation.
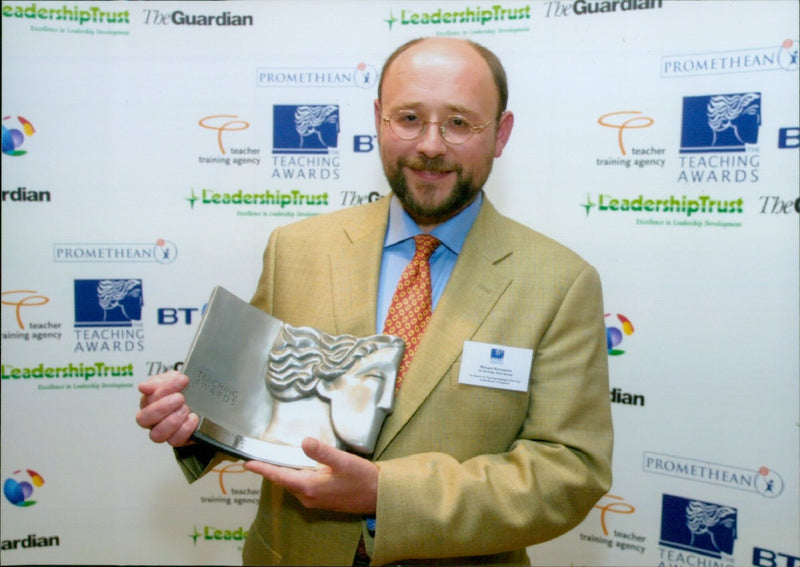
top-left (374, 200), bottom-right (514, 458)
top-left (328, 197), bottom-right (390, 338)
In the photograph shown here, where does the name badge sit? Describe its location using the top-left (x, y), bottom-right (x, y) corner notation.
top-left (457, 341), bottom-right (534, 392)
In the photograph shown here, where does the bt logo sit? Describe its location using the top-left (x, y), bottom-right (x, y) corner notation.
top-left (2, 115), bottom-right (35, 156)
top-left (3, 469), bottom-right (45, 507)
top-left (157, 304), bottom-right (208, 325)
top-left (353, 135), bottom-right (377, 153)
top-left (778, 127), bottom-right (798, 149)
top-left (605, 313), bottom-right (634, 356)
top-left (753, 546), bottom-right (800, 567)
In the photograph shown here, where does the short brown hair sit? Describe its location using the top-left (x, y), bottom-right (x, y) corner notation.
top-left (377, 38), bottom-right (509, 114)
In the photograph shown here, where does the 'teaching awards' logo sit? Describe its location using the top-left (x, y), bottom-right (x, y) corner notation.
top-left (271, 104), bottom-right (340, 182)
top-left (273, 104), bottom-right (340, 155)
top-left (678, 93), bottom-right (760, 184)
top-left (73, 279), bottom-right (144, 353)
top-left (680, 93), bottom-right (761, 154)
top-left (659, 494), bottom-right (737, 562)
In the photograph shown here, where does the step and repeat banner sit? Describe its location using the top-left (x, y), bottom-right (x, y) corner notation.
top-left (2, 1), bottom-right (798, 565)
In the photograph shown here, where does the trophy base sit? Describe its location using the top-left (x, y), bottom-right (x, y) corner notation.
top-left (193, 417), bottom-right (320, 469)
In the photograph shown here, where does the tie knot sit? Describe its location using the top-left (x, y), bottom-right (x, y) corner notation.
top-left (413, 234), bottom-right (441, 260)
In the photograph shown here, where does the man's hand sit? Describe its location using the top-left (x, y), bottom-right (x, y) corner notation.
top-left (244, 437), bottom-right (378, 515)
top-left (136, 370), bottom-right (198, 447)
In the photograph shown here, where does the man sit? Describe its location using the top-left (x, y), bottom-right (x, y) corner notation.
top-left (136, 37), bottom-right (612, 565)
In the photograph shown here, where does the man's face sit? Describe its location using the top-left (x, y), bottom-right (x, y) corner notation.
top-left (320, 344), bottom-right (403, 453)
top-left (375, 39), bottom-right (513, 228)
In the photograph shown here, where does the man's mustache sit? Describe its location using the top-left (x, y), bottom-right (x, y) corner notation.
top-left (399, 156), bottom-right (462, 174)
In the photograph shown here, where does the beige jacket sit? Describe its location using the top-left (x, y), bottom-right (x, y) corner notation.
top-left (180, 195), bottom-right (612, 565)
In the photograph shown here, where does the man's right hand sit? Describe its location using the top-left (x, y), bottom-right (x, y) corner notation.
top-left (136, 370), bottom-right (198, 447)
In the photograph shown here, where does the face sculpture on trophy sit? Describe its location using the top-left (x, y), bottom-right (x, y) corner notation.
top-left (262, 324), bottom-right (404, 454)
top-left (181, 286), bottom-right (404, 468)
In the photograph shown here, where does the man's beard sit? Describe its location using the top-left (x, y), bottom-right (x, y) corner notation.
top-left (385, 156), bottom-right (482, 224)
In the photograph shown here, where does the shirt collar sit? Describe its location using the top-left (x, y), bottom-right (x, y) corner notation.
top-left (384, 191), bottom-right (483, 254)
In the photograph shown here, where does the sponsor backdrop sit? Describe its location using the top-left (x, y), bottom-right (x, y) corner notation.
top-left (1, 1), bottom-right (798, 565)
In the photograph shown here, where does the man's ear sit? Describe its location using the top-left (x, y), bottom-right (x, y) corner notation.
top-left (494, 111), bottom-right (514, 158)
top-left (374, 99), bottom-right (383, 140)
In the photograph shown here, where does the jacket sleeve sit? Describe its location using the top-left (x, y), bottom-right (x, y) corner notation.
top-left (372, 264), bottom-right (613, 564)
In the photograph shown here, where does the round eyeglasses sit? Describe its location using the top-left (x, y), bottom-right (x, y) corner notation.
top-left (381, 110), bottom-right (502, 145)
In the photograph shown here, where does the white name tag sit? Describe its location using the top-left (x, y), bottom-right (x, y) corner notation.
top-left (457, 341), bottom-right (534, 392)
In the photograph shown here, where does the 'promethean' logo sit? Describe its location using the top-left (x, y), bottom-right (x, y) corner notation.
top-left (54, 240), bottom-right (176, 264)
top-left (3, 469), bottom-right (44, 506)
top-left (662, 39), bottom-right (799, 77)
top-left (643, 452), bottom-right (784, 498)
top-left (257, 63), bottom-right (378, 89)
top-left (2, 116), bottom-right (35, 156)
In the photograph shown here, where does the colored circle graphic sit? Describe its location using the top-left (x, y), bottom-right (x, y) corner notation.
top-left (755, 466), bottom-right (784, 498)
top-left (605, 313), bottom-right (634, 355)
top-left (3, 469), bottom-right (45, 507)
top-left (2, 116), bottom-right (36, 156)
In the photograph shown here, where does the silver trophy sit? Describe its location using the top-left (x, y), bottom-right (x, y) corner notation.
top-left (182, 286), bottom-right (404, 468)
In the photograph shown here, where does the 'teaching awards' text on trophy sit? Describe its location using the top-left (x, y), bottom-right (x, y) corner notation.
top-left (182, 286), bottom-right (404, 468)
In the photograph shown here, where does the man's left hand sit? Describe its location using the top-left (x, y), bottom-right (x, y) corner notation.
top-left (244, 437), bottom-right (378, 515)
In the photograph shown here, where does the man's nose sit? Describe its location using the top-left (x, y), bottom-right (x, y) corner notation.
top-left (415, 123), bottom-right (448, 158)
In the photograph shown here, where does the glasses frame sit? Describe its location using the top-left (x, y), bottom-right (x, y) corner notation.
top-left (381, 110), bottom-right (503, 145)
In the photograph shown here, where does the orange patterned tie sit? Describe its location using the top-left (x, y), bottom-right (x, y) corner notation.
top-left (383, 234), bottom-right (442, 389)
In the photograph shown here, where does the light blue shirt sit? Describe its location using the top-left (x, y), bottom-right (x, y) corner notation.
top-left (376, 192), bottom-right (483, 333)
